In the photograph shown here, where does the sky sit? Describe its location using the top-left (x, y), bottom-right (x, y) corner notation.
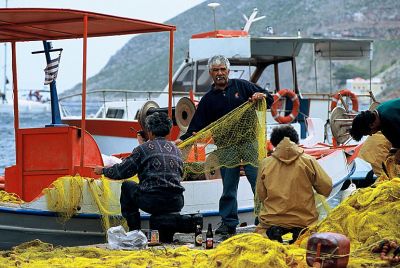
top-left (1, 0), bottom-right (205, 94)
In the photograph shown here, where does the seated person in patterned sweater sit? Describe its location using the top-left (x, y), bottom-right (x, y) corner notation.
top-left (94, 112), bottom-right (185, 231)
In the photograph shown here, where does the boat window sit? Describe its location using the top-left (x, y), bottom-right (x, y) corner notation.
top-left (172, 64), bottom-right (194, 93)
top-left (258, 66), bottom-right (276, 91)
top-left (257, 62), bottom-right (294, 92)
top-left (106, 108), bottom-right (125, 119)
top-left (229, 65), bottom-right (255, 80)
top-left (196, 65), bottom-right (213, 93)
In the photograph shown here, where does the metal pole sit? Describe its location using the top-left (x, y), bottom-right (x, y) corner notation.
top-left (11, 42), bottom-right (19, 154)
top-left (80, 15), bottom-right (88, 168)
top-left (167, 30), bottom-right (174, 120)
top-left (213, 10), bottom-right (217, 33)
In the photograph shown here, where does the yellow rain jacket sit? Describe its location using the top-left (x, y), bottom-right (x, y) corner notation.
top-left (256, 137), bottom-right (332, 230)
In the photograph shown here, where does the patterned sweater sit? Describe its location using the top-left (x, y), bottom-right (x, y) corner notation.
top-left (103, 137), bottom-right (185, 194)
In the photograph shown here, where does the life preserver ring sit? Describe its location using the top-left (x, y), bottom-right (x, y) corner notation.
top-left (330, 89), bottom-right (359, 112)
top-left (271, 89), bottom-right (300, 124)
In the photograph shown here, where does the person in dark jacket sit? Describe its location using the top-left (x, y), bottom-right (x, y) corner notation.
top-left (94, 112), bottom-right (184, 231)
top-left (175, 55), bottom-right (274, 235)
top-left (350, 98), bottom-right (400, 164)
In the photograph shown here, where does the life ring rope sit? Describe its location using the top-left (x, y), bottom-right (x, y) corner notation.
top-left (271, 89), bottom-right (300, 124)
top-left (330, 89), bottom-right (359, 112)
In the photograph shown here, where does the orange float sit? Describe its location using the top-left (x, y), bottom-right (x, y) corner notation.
top-left (330, 89), bottom-right (359, 112)
top-left (271, 89), bottom-right (300, 124)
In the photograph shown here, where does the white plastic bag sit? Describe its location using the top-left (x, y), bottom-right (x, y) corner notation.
top-left (102, 154), bottom-right (122, 167)
top-left (107, 225), bottom-right (147, 250)
top-left (341, 182), bottom-right (357, 201)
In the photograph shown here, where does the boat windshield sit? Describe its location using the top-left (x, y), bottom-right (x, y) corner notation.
top-left (172, 61), bottom-right (259, 95)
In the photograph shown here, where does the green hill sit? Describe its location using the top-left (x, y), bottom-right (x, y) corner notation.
top-left (65, 0), bottom-right (400, 101)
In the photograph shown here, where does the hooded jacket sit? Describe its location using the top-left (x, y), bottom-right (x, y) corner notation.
top-left (256, 137), bottom-right (332, 229)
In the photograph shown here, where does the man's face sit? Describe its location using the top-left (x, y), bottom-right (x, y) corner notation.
top-left (209, 63), bottom-right (229, 89)
top-left (367, 114), bottom-right (380, 136)
top-left (368, 124), bottom-right (380, 136)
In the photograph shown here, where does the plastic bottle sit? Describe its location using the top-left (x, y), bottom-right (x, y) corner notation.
top-left (195, 224), bottom-right (203, 246)
top-left (205, 223), bottom-right (213, 249)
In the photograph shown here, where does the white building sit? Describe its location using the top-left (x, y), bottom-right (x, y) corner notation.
top-left (345, 77), bottom-right (385, 96)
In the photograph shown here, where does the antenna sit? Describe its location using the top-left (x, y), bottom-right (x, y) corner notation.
top-left (243, 8), bottom-right (266, 32)
top-left (207, 2), bottom-right (220, 33)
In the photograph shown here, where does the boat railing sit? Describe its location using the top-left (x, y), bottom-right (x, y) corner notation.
top-left (59, 89), bottom-right (205, 118)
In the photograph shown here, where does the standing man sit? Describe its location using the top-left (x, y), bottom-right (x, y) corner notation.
top-left (256, 125), bottom-right (332, 243)
top-left (176, 55), bottom-right (274, 235)
top-left (94, 112), bottom-right (185, 231)
top-left (350, 98), bottom-right (400, 164)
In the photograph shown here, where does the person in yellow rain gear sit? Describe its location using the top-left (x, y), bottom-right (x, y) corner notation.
top-left (350, 98), bottom-right (400, 166)
top-left (358, 132), bottom-right (393, 178)
top-left (255, 125), bottom-right (332, 244)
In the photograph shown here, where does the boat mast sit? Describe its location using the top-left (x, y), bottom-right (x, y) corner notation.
top-left (3, 0), bottom-right (7, 99)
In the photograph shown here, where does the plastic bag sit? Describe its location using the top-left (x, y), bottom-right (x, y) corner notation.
top-left (102, 154), bottom-right (122, 167)
top-left (107, 225), bottom-right (147, 250)
top-left (341, 182), bottom-right (357, 201)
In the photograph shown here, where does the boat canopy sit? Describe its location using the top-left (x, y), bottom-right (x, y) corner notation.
top-left (0, 8), bottom-right (176, 174)
top-left (189, 36), bottom-right (372, 63)
top-left (0, 8), bottom-right (175, 43)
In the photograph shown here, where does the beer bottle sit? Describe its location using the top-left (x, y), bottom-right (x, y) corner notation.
top-left (195, 224), bottom-right (203, 246)
top-left (205, 223), bottom-right (213, 249)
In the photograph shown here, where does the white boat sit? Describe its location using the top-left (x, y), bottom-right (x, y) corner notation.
top-left (60, 8), bottom-right (374, 182)
top-left (0, 90), bottom-right (50, 113)
top-left (0, 7), bottom-right (357, 249)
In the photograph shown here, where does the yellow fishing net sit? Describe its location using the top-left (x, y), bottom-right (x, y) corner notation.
top-left (0, 190), bottom-right (23, 204)
top-left (178, 100), bottom-right (266, 179)
top-left (44, 175), bottom-right (124, 230)
top-left (0, 234), bottom-right (308, 268)
top-left (297, 177), bottom-right (400, 267)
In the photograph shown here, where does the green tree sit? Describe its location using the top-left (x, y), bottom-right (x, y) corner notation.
top-left (334, 65), bottom-right (369, 86)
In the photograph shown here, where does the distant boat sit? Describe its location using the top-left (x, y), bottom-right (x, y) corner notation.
top-left (0, 89), bottom-right (50, 113)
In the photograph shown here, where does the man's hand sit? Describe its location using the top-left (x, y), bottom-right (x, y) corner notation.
top-left (94, 166), bottom-right (103, 175)
top-left (174, 139), bottom-right (183, 145)
top-left (250, 92), bottom-right (266, 102)
top-left (174, 132), bottom-right (197, 145)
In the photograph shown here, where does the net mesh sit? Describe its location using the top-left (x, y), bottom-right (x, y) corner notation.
top-left (178, 100), bottom-right (266, 179)
top-left (43, 175), bottom-right (126, 230)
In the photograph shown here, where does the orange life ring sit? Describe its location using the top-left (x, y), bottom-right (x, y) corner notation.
top-left (330, 89), bottom-right (359, 112)
top-left (271, 89), bottom-right (300, 124)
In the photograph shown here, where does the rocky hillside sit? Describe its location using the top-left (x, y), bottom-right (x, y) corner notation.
top-left (65, 0), bottom-right (400, 101)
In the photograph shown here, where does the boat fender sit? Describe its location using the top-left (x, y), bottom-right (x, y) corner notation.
top-left (331, 89), bottom-right (359, 112)
top-left (341, 182), bottom-right (357, 201)
top-left (306, 232), bottom-right (350, 268)
top-left (271, 89), bottom-right (300, 124)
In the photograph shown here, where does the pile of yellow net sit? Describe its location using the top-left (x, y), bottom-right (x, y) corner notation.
top-left (178, 100), bottom-right (266, 178)
top-left (0, 233), bottom-right (308, 268)
top-left (0, 190), bottom-right (24, 204)
top-left (43, 175), bottom-right (125, 231)
top-left (298, 177), bottom-right (400, 267)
